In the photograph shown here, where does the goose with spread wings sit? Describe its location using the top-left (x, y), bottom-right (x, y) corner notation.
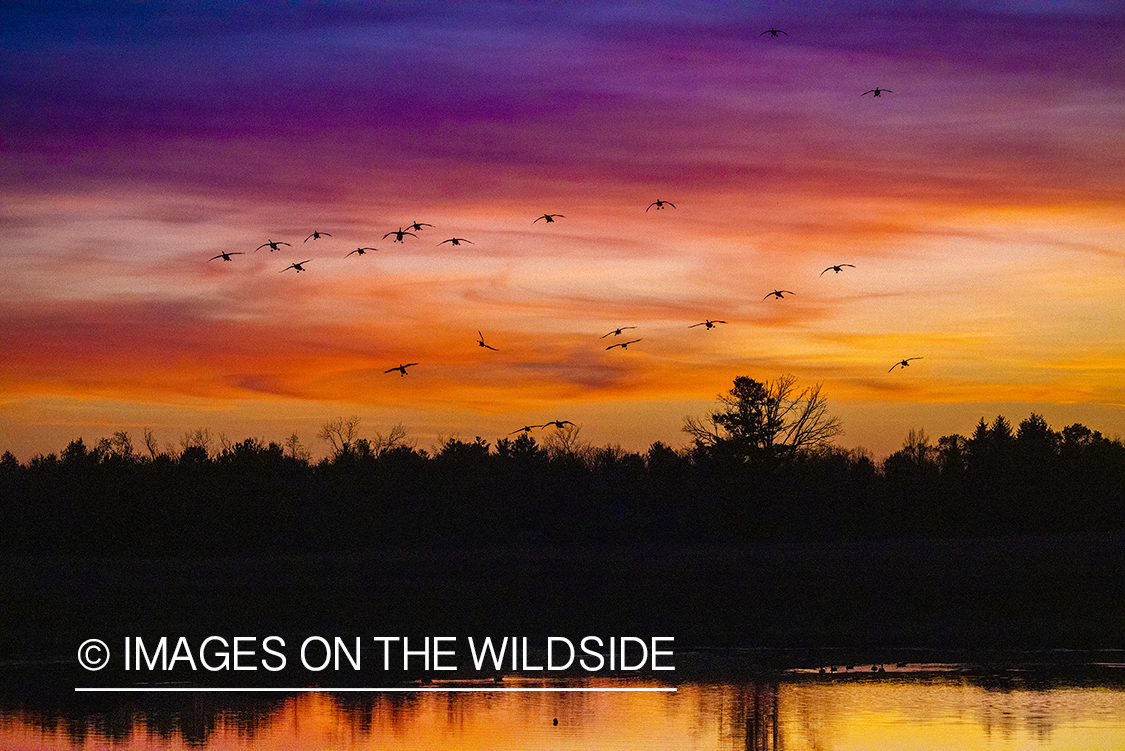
top-left (385, 363), bottom-right (419, 376)
top-left (764, 290), bottom-right (795, 300)
top-left (346, 247), bottom-right (378, 257)
top-left (383, 228), bottom-right (418, 243)
top-left (889, 357), bottom-right (923, 372)
top-left (606, 339), bottom-right (641, 351)
top-left (476, 332), bottom-right (498, 351)
top-left (690, 319), bottom-right (726, 329)
top-left (534, 213), bottom-right (564, 224)
top-left (208, 251), bottom-right (243, 262)
top-left (821, 264), bottom-right (855, 276)
top-left (281, 260), bottom-right (313, 273)
top-left (256, 239), bottom-right (290, 252)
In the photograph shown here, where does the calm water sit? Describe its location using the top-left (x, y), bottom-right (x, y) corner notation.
top-left (4, 668), bottom-right (1124, 750)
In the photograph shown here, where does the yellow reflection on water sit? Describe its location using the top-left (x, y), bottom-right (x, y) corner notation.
top-left (3, 675), bottom-right (1124, 750)
top-left (779, 676), bottom-right (1125, 751)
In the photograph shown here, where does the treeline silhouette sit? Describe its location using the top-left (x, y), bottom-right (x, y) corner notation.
top-left (2, 410), bottom-right (1121, 557)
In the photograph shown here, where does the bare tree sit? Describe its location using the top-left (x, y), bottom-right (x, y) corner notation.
top-left (142, 427), bottom-right (160, 460)
top-left (284, 432), bottom-right (311, 462)
top-left (110, 430), bottom-right (134, 459)
top-left (370, 423), bottom-right (411, 456)
top-left (540, 422), bottom-right (593, 463)
top-left (684, 374), bottom-right (843, 461)
top-left (319, 415), bottom-right (362, 458)
top-left (180, 427), bottom-right (214, 457)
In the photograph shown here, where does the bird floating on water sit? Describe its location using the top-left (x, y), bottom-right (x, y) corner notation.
top-left (601, 326), bottom-right (637, 339)
top-left (280, 260), bottom-right (312, 273)
top-left (821, 264), bottom-right (855, 275)
top-left (647, 199), bottom-right (675, 211)
top-left (476, 332), bottom-right (498, 351)
top-left (534, 214), bottom-right (564, 224)
top-left (889, 357), bottom-right (923, 372)
top-left (256, 240), bottom-right (290, 252)
top-left (764, 290), bottom-right (795, 300)
top-left (208, 251), bottom-right (243, 262)
top-left (304, 230), bottom-right (331, 242)
top-left (386, 363), bottom-right (418, 376)
top-left (690, 319), bottom-right (726, 329)
top-left (383, 228), bottom-right (418, 243)
top-left (760, 28), bottom-right (788, 36)
top-left (346, 247), bottom-right (378, 257)
top-left (606, 339), bottom-right (641, 350)
top-left (862, 87), bottom-right (893, 97)
top-left (439, 238), bottom-right (473, 246)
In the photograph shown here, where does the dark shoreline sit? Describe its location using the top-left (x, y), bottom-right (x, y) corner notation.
top-left (5, 535), bottom-right (1123, 683)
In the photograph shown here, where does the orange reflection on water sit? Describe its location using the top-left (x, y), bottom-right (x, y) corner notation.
top-left (3, 675), bottom-right (1124, 750)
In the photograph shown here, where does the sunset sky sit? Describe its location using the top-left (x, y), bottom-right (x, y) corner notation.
top-left (2, 1), bottom-right (1123, 461)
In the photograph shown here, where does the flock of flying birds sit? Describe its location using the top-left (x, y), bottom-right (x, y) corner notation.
top-left (203, 27), bottom-right (920, 432)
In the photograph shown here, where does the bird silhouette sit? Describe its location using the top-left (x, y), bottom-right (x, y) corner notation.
top-left (346, 247), bottom-right (378, 257)
top-left (889, 357), bottom-right (923, 372)
top-left (534, 214), bottom-right (564, 223)
top-left (510, 425), bottom-right (542, 434)
top-left (690, 319), bottom-right (726, 329)
top-left (862, 87), bottom-right (893, 97)
top-left (385, 363), bottom-right (418, 376)
top-left (821, 264), bottom-right (855, 275)
top-left (280, 260), bottom-right (312, 273)
top-left (476, 332), bottom-right (498, 351)
top-left (601, 326), bottom-right (638, 339)
top-left (304, 230), bottom-right (331, 242)
top-left (647, 199), bottom-right (675, 211)
top-left (540, 420), bottom-right (575, 430)
top-left (407, 221), bottom-right (433, 232)
top-left (606, 339), bottom-right (641, 350)
top-left (760, 28), bottom-right (788, 36)
top-left (383, 228), bottom-right (418, 243)
top-left (438, 238), bottom-right (473, 246)
top-left (208, 251), bottom-right (244, 262)
top-left (256, 240), bottom-right (290, 252)
top-left (764, 290), bottom-right (795, 300)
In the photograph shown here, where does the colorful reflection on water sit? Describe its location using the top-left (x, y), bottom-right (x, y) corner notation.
top-left (4, 671), bottom-right (1124, 750)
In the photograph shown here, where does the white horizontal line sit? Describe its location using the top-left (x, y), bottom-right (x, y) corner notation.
top-left (75, 686), bottom-right (676, 693)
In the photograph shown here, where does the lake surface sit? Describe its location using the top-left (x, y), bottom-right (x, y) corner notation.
top-left (4, 666), bottom-right (1124, 750)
